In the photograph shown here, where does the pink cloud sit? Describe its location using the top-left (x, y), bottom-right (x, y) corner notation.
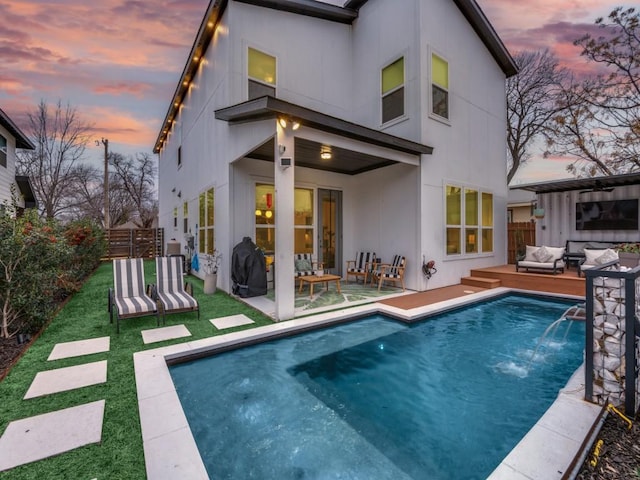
top-left (93, 82), bottom-right (151, 98)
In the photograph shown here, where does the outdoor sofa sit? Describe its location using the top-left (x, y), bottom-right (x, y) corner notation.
top-left (516, 245), bottom-right (566, 274)
top-left (563, 240), bottom-right (621, 269)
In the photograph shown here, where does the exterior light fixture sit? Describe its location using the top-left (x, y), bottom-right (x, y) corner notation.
top-left (292, 121), bottom-right (300, 130)
top-left (320, 146), bottom-right (332, 160)
top-left (278, 117), bottom-right (288, 129)
top-left (278, 117), bottom-right (300, 130)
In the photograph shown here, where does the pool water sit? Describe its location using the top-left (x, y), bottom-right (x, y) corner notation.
top-left (170, 294), bottom-right (584, 479)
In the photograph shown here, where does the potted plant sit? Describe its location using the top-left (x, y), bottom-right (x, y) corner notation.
top-left (614, 243), bottom-right (640, 268)
top-left (202, 250), bottom-right (222, 294)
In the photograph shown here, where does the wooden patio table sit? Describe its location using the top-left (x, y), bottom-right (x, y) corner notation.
top-left (298, 274), bottom-right (342, 299)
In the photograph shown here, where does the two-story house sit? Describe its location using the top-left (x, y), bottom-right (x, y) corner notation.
top-left (0, 108), bottom-right (37, 216)
top-left (155, 0), bottom-right (517, 320)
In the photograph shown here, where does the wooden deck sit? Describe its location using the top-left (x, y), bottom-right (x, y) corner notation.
top-left (378, 264), bottom-right (585, 310)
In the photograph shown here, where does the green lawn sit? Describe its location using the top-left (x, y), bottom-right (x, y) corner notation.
top-left (0, 260), bottom-right (274, 479)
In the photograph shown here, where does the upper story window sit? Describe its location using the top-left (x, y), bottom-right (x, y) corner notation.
top-left (0, 134), bottom-right (7, 168)
top-left (177, 145), bottom-right (182, 168)
top-left (381, 57), bottom-right (405, 124)
top-left (431, 53), bottom-right (449, 119)
top-left (248, 47), bottom-right (276, 100)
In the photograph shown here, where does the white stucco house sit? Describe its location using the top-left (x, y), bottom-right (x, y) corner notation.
top-left (0, 108), bottom-right (37, 216)
top-left (155, 0), bottom-right (517, 320)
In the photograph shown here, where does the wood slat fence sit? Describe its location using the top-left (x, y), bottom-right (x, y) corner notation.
top-left (507, 222), bottom-right (536, 264)
top-left (103, 228), bottom-right (164, 260)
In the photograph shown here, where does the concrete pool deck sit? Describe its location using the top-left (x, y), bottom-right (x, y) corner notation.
top-left (134, 287), bottom-right (603, 479)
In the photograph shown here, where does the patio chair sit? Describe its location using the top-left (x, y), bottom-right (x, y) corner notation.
top-left (155, 256), bottom-right (200, 323)
top-left (346, 251), bottom-right (377, 284)
top-left (294, 253), bottom-right (323, 285)
top-left (373, 255), bottom-right (406, 291)
top-left (109, 258), bottom-right (159, 334)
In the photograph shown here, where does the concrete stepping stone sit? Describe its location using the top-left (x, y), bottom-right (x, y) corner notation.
top-left (48, 336), bottom-right (110, 361)
top-left (0, 400), bottom-right (105, 472)
top-left (141, 324), bottom-right (191, 344)
top-left (24, 360), bottom-right (107, 400)
top-left (210, 314), bottom-right (255, 330)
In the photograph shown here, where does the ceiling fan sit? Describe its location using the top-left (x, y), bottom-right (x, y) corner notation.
top-left (579, 180), bottom-right (615, 194)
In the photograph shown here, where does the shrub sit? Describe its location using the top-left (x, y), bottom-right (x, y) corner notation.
top-left (614, 242), bottom-right (640, 254)
top-left (63, 219), bottom-right (106, 280)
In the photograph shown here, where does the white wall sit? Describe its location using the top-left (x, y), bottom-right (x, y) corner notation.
top-left (0, 124), bottom-right (16, 207)
top-left (536, 187), bottom-right (640, 247)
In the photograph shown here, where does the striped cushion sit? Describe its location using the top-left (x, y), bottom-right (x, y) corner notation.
top-left (294, 253), bottom-right (316, 277)
top-left (380, 255), bottom-right (405, 278)
top-left (347, 252), bottom-right (376, 273)
top-left (112, 259), bottom-right (156, 316)
top-left (155, 257), bottom-right (198, 311)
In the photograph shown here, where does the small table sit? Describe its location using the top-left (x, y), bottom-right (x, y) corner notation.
top-left (298, 274), bottom-right (341, 299)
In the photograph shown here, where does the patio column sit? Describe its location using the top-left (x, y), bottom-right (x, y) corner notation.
top-left (274, 120), bottom-right (295, 320)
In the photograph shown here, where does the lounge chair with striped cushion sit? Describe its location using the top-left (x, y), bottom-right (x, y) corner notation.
top-left (155, 256), bottom-right (200, 324)
top-left (346, 251), bottom-right (377, 284)
top-left (109, 258), bottom-right (159, 333)
top-left (294, 253), bottom-right (323, 278)
top-left (373, 255), bottom-right (406, 291)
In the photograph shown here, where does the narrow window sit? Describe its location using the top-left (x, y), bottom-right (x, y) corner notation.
top-left (0, 134), bottom-right (7, 168)
top-left (199, 188), bottom-right (215, 254)
top-left (381, 57), bottom-right (405, 124)
top-left (183, 201), bottom-right (188, 234)
top-left (177, 145), bottom-right (182, 168)
top-left (482, 192), bottom-right (494, 253)
top-left (173, 207), bottom-right (178, 229)
top-left (445, 186), bottom-right (461, 255)
top-left (248, 47), bottom-right (276, 100)
top-left (432, 54), bottom-right (449, 119)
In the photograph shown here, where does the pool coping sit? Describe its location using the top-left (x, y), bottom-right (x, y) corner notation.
top-left (133, 287), bottom-right (601, 479)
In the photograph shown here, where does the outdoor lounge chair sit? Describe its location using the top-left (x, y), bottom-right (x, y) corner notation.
top-left (373, 254), bottom-right (406, 291)
top-left (109, 258), bottom-right (159, 334)
top-left (155, 256), bottom-right (199, 323)
top-left (346, 251), bottom-right (377, 284)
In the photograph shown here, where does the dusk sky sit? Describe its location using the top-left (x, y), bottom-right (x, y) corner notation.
top-left (0, 0), bottom-right (626, 182)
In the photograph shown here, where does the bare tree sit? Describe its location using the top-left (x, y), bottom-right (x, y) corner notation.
top-left (548, 7), bottom-right (640, 176)
top-left (16, 100), bottom-right (93, 219)
top-left (110, 152), bottom-right (158, 227)
top-left (506, 50), bottom-right (568, 183)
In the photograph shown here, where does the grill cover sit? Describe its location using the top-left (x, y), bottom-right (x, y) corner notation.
top-left (231, 237), bottom-right (267, 297)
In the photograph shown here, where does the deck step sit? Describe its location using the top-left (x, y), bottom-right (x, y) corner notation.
top-left (461, 276), bottom-right (501, 289)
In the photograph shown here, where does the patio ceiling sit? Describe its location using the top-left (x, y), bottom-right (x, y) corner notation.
top-left (510, 173), bottom-right (640, 194)
top-left (215, 96), bottom-right (432, 175)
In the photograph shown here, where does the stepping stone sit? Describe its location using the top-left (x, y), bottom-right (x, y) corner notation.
top-left (24, 360), bottom-right (108, 400)
top-left (48, 336), bottom-right (110, 361)
top-left (0, 400), bottom-right (105, 472)
top-left (141, 324), bottom-right (191, 344)
top-left (210, 314), bottom-right (255, 330)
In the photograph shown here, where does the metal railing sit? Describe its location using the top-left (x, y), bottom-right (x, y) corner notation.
top-left (584, 262), bottom-right (640, 416)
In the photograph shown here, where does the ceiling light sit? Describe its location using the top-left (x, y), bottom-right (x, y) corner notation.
top-left (320, 146), bottom-right (332, 160)
top-left (278, 117), bottom-right (287, 129)
top-left (292, 121), bottom-right (300, 130)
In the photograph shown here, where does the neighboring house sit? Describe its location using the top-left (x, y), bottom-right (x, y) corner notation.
top-left (155, 0), bottom-right (517, 320)
top-left (0, 108), bottom-right (37, 216)
top-left (507, 188), bottom-right (536, 223)
top-left (511, 173), bottom-right (640, 246)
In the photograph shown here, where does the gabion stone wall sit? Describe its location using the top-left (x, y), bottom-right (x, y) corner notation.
top-left (591, 274), bottom-right (640, 409)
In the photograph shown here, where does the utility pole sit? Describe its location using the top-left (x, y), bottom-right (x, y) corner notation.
top-left (97, 138), bottom-right (109, 229)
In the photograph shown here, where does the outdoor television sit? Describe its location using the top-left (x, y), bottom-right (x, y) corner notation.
top-left (576, 199), bottom-right (639, 231)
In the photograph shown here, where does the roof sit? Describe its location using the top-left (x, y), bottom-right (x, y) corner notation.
top-left (15, 175), bottom-right (38, 208)
top-left (215, 96), bottom-right (433, 155)
top-left (0, 108), bottom-right (35, 150)
top-left (510, 173), bottom-right (640, 194)
top-left (153, 0), bottom-right (517, 153)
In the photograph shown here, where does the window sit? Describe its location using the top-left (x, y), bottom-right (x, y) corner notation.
top-left (199, 187), bottom-right (214, 254)
top-left (255, 184), bottom-right (314, 254)
top-left (381, 57), bottom-right (404, 124)
top-left (0, 134), bottom-right (6, 168)
top-left (445, 184), bottom-right (493, 255)
top-left (183, 201), bottom-right (188, 234)
top-left (173, 207), bottom-right (178, 229)
top-left (431, 54), bottom-right (449, 119)
top-left (177, 146), bottom-right (182, 168)
top-left (248, 47), bottom-right (276, 100)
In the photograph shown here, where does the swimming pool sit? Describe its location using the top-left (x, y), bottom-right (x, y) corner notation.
top-left (170, 294), bottom-right (585, 479)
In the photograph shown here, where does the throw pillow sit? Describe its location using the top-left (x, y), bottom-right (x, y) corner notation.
top-left (584, 249), bottom-right (607, 266)
top-left (533, 246), bottom-right (553, 263)
top-left (295, 259), bottom-right (312, 272)
top-left (524, 245), bottom-right (539, 262)
top-left (595, 248), bottom-right (619, 265)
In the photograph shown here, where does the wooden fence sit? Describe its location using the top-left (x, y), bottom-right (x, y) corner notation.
top-left (104, 228), bottom-right (164, 259)
top-left (507, 222), bottom-right (536, 264)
